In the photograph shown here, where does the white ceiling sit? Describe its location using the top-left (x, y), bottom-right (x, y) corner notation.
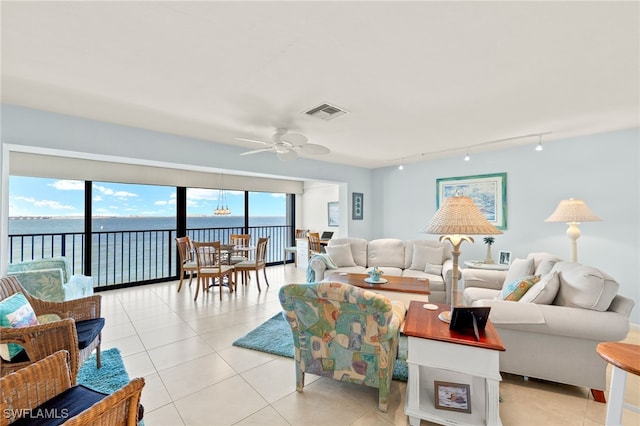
top-left (2, 1), bottom-right (638, 169)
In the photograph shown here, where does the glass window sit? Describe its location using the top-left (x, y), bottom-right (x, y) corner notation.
top-left (8, 176), bottom-right (84, 265)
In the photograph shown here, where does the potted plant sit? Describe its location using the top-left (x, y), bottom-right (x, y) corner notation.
top-left (483, 237), bottom-right (495, 264)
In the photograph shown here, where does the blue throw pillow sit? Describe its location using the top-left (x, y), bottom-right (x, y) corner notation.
top-left (0, 292), bottom-right (39, 360)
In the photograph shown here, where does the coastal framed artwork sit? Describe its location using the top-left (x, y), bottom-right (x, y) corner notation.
top-left (327, 201), bottom-right (339, 227)
top-left (352, 192), bottom-right (364, 220)
top-left (434, 381), bottom-right (471, 413)
top-left (436, 172), bottom-right (507, 230)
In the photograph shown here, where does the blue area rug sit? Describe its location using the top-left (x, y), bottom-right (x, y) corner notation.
top-left (77, 347), bottom-right (144, 425)
top-left (233, 313), bottom-right (408, 381)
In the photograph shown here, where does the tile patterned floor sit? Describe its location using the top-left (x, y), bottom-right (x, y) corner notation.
top-left (98, 265), bottom-right (640, 425)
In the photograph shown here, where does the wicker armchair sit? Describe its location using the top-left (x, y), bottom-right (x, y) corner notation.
top-left (0, 350), bottom-right (144, 426)
top-left (0, 276), bottom-right (103, 379)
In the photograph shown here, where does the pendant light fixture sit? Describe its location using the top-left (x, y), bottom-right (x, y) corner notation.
top-left (214, 172), bottom-right (231, 216)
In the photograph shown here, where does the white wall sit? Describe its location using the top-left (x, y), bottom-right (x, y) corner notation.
top-left (372, 128), bottom-right (640, 323)
top-left (301, 181), bottom-right (341, 236)
top-left (1, 105), bottom-right (638, 323)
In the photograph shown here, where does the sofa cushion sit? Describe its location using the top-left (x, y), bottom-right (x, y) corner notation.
top-left (325, 244), bottom-right (357, 267)
top-left (503, 258), bottom-right (535, 286)
top-left (497, 275), bottom-right (540, 301)
top-left (0, 293), bottom-right (40, 361)
top-left (409, 245), bottom-right (443, 271)
top-left (519, 271), bottom-right (560, 304)
top-left (424, 263), bottom-right (443, 275)
top-left (552, 262), bottom-right (619, 311)
top-left (328, 238), bottom-right (368, 267)
top-left (368, 239), bottom-right (405, 268)
top-left (527, 252), bottom-right (563, 276)
top-left (404, 240), bottom-right (450, 269)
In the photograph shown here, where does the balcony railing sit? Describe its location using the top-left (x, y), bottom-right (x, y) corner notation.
top-left (7, 225), bottom-right (294, 289)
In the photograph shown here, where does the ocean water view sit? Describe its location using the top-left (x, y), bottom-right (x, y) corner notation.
top-left (8, 215), bottom-right (286, 235)
top-left (8, 216), bottom-right (290, 287)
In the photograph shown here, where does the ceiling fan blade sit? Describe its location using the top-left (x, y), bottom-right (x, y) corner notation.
top-left (236, 137), bottom-right (271, 146)
top-left (277, 150), bottom-right (298, 161)
top-left (280, 132), bottom-right (307, 145)
top-left (240, 147), bottom-right (275, 156)
top-left (300, 143), bottom-right (330, 155)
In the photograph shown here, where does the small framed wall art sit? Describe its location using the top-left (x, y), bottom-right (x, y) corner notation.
top-left (352, 192), bottom-right (363, 220)
top-left (434, 381), bottom-right (471, 413)
top-left (327, 201), bottom-right (339, 227)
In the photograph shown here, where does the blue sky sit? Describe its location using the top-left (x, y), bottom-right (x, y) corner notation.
top-left (9, 177), bottom-right (286, 217)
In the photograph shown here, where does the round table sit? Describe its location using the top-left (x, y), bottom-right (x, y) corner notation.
top-left (596, 341), bottom-right (640, 424)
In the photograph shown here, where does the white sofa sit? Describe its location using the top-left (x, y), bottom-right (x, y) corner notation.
top-left (308, 237), bottom-right (456, 304)
top-left (462, 252), bottom-right (635, 401)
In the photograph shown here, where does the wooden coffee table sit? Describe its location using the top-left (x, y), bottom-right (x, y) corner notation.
top-left (403, 301), bottom-right (505, 426)
top-left (324, 272), bottom-right (429, 307)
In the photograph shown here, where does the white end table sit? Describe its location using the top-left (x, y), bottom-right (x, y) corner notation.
top-left (404, 301), bottom-right (506, 426)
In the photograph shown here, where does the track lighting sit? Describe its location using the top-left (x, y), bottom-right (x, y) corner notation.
top-left (398, 164), bottom-right (404, 170)
top-left (536, 135), bottom-right (544, 151)
top-left (464, 153), bottom-right (471, 162)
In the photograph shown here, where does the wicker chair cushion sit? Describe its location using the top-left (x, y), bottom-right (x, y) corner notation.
top-left (75, 318), bottom-right (105, 350)
top-left (12, 384), bottom-right (107, 426)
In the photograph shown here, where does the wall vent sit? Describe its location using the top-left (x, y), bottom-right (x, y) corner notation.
top-left (305, 103), bottom-right (348, 121)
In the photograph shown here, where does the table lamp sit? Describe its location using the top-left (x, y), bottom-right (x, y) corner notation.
top-left (545, 198), bottom-right (601, 263)
top-left (423, 195), bottom-right (502, 322)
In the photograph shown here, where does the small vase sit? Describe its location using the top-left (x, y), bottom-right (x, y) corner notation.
top-left (484, 246), bottom-right (495, 264)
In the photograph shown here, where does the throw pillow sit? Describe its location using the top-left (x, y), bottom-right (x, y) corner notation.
top-left (502, 257), bottom-right (535, 287)
top-left (519, 271), bottom-right (560, 304)
top-left (410, 245), bottom-right (444, 271)
top-left (325, 244), bottom-right (357, 267)
top-left (497, 275), bottom-right (541, 301)
top-left (0, 292), bottom-right (39, 361)
top-left (424, 263), bottom-right (443, 275)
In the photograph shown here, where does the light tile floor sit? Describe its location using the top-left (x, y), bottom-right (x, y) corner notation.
top-left (98, 265), bottom-right (640, 425)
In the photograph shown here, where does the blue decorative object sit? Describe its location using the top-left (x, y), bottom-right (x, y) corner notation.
top-left (368, 266), bottom-right (384, 282)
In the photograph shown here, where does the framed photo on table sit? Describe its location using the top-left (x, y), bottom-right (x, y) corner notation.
top-left (436, 172), bottom-right (507, 230)
top-left (499, 250), bottom-right (512, 265)
top-left (352, 192), bottom-right (363, 220)
top-left (434, 381), bottom-right (471, 413)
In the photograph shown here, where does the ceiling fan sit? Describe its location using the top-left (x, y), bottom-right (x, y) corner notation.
top-left (238, 128), bottom-right (330, 161)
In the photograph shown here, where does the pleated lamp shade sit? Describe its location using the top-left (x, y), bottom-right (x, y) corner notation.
top-left (545, 199), bottom-right (601, 223)
top-left (424, 196), bottom-right (503, 235)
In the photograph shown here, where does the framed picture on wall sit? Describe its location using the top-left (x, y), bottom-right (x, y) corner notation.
top-left (327, 201), bottom-right (339, 227)
top-left (436, 172), bottom-right (507, 230)
top-left (352, 192), bottom-right (363, 220)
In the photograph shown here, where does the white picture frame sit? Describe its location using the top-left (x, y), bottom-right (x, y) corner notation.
top-left (499, 250), bottom-right (512, 265)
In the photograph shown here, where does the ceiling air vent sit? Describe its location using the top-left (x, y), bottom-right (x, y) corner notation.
top-left (305, 103), bottom-right (348, 121)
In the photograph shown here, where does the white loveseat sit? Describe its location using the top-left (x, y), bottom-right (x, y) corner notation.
top-left (462, 252), bottom-right (635, 401)
top-left (308, 237), bottom-right (456, 304)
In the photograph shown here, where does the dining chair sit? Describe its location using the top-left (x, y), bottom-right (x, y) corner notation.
top-left (234, 237), bottom-right (269, 292)
top-left (229, 234), bottom-right (252, 265)
top-left (308, 232), bottom-right (323, 257)
top-left (283, 229), bottom-right (309, 266)
top-left (175, 236), bottom-right (197, 292)
top-left (191, 241), bottom-right (235, 301)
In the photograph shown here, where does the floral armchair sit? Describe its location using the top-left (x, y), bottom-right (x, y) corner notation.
top-left (278, 281), bottom-right (406, 412)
